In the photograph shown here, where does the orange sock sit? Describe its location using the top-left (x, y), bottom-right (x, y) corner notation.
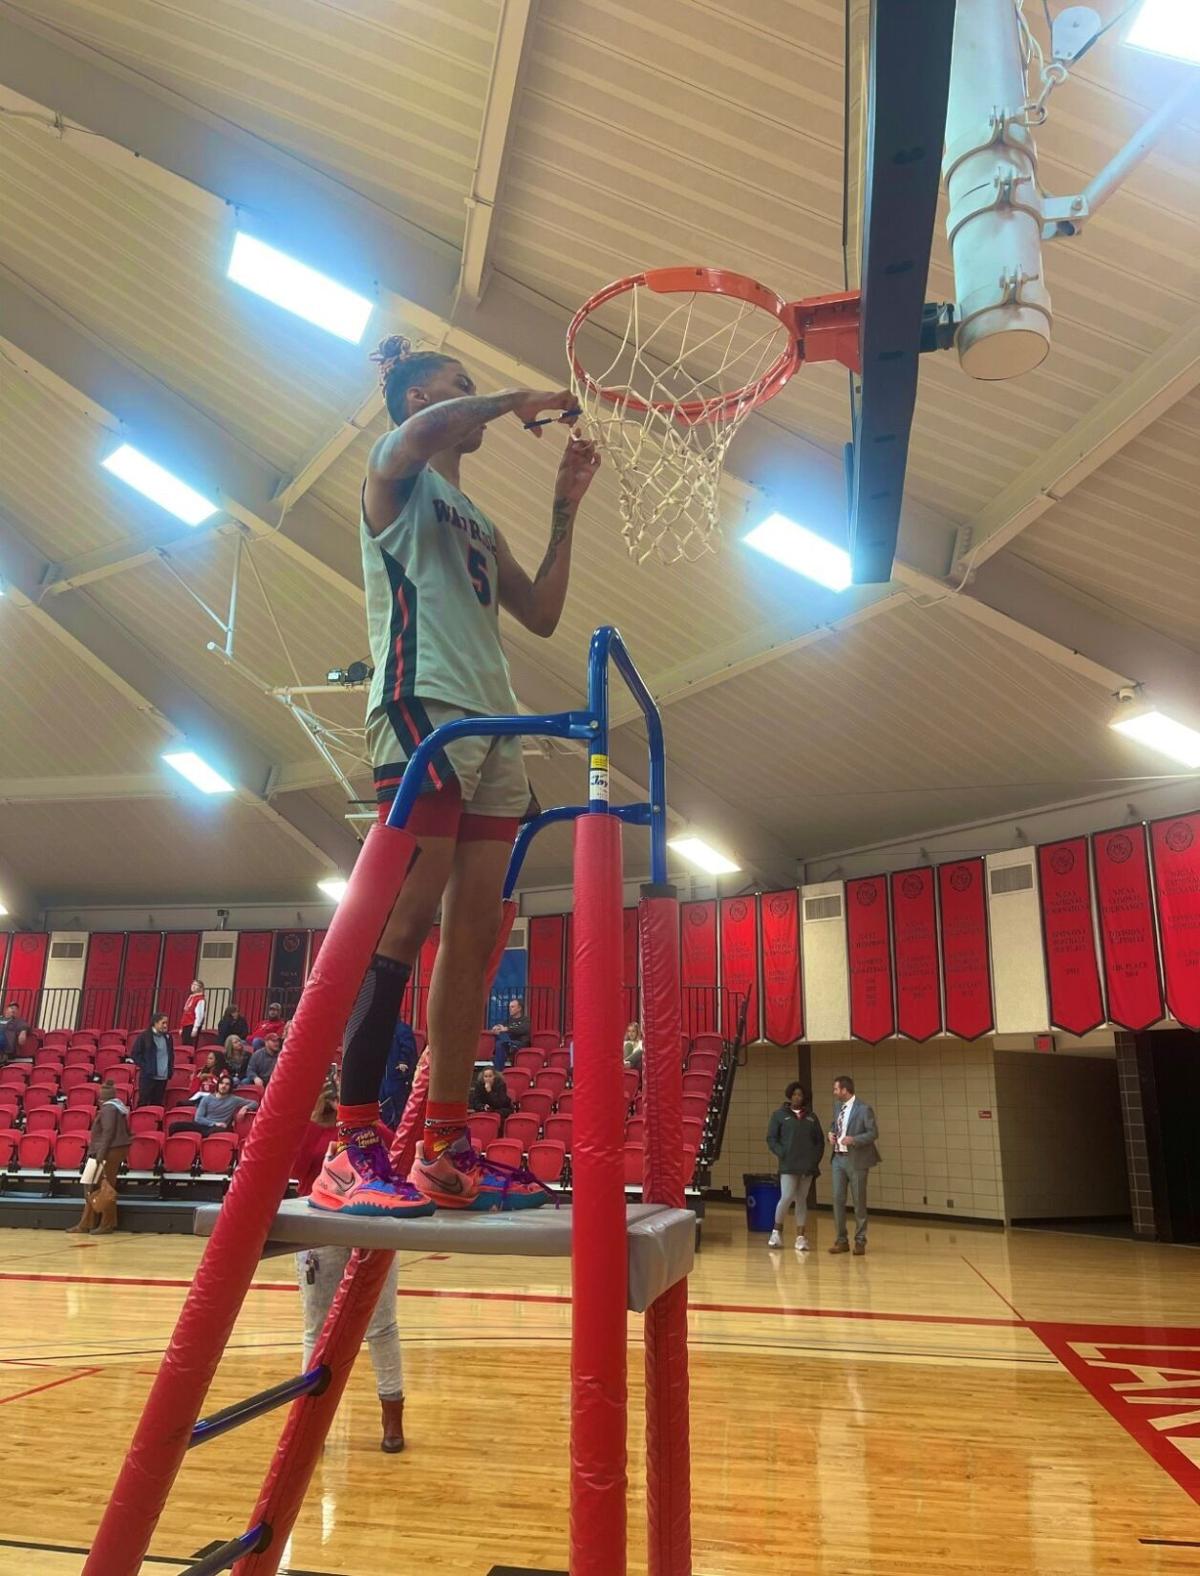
top-left (423, 1100), bottom-right (468, 1159)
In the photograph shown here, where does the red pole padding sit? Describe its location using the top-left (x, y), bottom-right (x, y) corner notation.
top-left (389, 896), bottom-right (517, 1174)
top-left (570, 814), bottom-right (628, 1576)
top-left (234, 1245), bottom-right (395, 1576)
top-left (83, 824), bottom-right (418, 1576)
top-left (639, 887), bottom-right (692, 1576)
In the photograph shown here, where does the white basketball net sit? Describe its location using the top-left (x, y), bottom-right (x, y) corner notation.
top-left (569, 284), bottom-right (793, 564)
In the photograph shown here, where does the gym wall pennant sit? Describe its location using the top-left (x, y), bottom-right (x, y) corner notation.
top-left (760, 889), bottom-right (802, 1044)
top-left (890, 867), bottom-right (941, 1041)
top-left (1037, 837), bottom-right (1105, 1036)
top-left (1091, 825), bottom-right (1164, 1032)
top-left (937, 859), bottom-right (993, 1040)
top-left (846, 876), bottom-right (894, 1044)
top-left (1149, 812), bottom-right (1200, 1031)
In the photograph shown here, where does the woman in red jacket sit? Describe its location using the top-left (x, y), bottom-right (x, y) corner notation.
top-left (188, 1048), bottom-right (228, 1097)
top-left (180, 979), bottom-right (206, 1047)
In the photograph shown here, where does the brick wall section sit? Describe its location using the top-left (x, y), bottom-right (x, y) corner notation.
top-left (1115, 1033), bottom-right (1157, 1239)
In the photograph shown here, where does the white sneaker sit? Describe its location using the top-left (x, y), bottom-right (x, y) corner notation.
top-left (795, 1235), bottom-right (810, 1252)
top-left (767, 1229), bottom-right (782, 1249)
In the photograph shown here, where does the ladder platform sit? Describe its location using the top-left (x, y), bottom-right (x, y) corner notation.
top-left (194, 1199), bottom-right (696, 1313)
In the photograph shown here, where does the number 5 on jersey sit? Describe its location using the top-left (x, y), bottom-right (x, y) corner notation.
top-left (467, 545), bottom-right (492, 607)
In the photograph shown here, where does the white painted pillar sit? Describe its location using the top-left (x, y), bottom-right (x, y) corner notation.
top-left (943, 0), bottom-right (1051, 379)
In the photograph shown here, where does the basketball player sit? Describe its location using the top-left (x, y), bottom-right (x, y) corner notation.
top-left (311, 338), bottom-right (599, 1217)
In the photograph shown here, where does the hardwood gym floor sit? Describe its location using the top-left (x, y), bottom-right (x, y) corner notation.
top-left (1, 1205), bottom-right (1198, 1575)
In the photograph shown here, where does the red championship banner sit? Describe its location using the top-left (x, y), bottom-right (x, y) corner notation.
top-left (680, 900), bottom-right (718, 1035)
top-left (5, 932), bottom-right (48, 1017)
top-left (937, 860), bottom-right (993, 1040)
top-left (1150, 813), bottom-right (1200, 1031)
top-left (719, 896), bottom-right (759, 1042)
top-left (1091, 825), bottom-right (1163, 1032)
top-left (890, 868), bottom-right (941, 1041)
top-left (82, 933), bottom-right (125, 1030)
top-left (760, 890), bottom-right (803, 1044)
top-left (119, 932), bottom-right (162, 1024)
top-left (1037, 838), bottom-right (1105, 1036)
top-left (845, 876), bottom-right (894, 1043)
top-left (527, 914), bottom-right (565, 1032)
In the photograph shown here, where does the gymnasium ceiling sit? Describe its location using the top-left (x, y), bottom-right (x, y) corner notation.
top-left (0, 0), bottom-right (1199, 911)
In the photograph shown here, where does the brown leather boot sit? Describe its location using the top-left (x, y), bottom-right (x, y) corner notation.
top-left (380, 1396), bottom-right (405, 1453)
top-left (66, 1198), bottom-right (97, 1234)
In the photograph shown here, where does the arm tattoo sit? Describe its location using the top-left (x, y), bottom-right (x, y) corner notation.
top-left (534, 496), bottom-right (573, 586)
top-left (414, 391), bottom-right (519, 448)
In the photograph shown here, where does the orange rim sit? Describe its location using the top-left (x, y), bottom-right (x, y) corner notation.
top-left (566, 267), bottom-right (800, 426)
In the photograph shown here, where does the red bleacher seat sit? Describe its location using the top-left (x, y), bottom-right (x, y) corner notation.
top-left (622, 1142), bottom-right (644, 1186)
top-left (477, 1032), bottom-right (497, 1061)
top-left (64, 1051), bottom-right (95, 1071)
top-left (67, 1034), bottom-right (97, 1052)
top-left (484, 1137), bottom-right (523, 1170)
top-left (682, 1072), bottom-right (712, 1097)
top-left (23, 1086), bottom-right (54, 1114)
top-left (25, 1108), bottom-right (62, 1135)
top-left (0, 1131), bottom-right (18, 1167)
top-left (503, 1068), bottom-right (531, 1098)
top-left (162, 1132), bottom-right (201, 1174)
top-left (530, 1030), bottom-right (560, 1051)
top-left (691, 1033), bottom-right (724, 1056)
top-left (164, 1087), bottom-right (192, 1111)
top-left (682, 1118), bottom-right (704, 1155)
top-left (95, 1049), bottom-right (125, 1076)
top-left (517, 1089), bottom-right (553, 1125)
top-left (527, 1139), bottom-right (565, 1185)
top-left (200, 1134), bottom-right (239, 1175)
top-left (543, 1114), bottom-right (572, 1149)
top-left (165, 1109), bottom-right (198, 1133)
top-left (61, 1067), bottom-right (92, 1094)
top-left (234, 1105), bottom-right (256, 1138)
top-left (679, 1034), bottom-right (690, 1058)
top-left (503, 1112), bottom-right (540, 1151)
top-left (466, 1112), bottom-right (501, 1148)
top-left (681, 1094), bottom-right (709, 1125)
top-left (534, 1068), bottom-right (567, 1099)
top-left (196, 1031), bottom-right (221, 1049)
top-left (687, 1051), bottom-right (720, 1079)
top-left (622, 1070), bottom-right (640, 1106)
top-left (54, 1134), bottom-right (88, 1171)
top-left (97, 1031), bottom-right (126, 1049)
top-left (126, 1133), bottom-right (163, 1172)
top-left (0, 1067), bottom-right (28, 1090)
top-left (67, 1086), bottom-right (99, 1111)
top-left (546, 1048), bottom-right (571, 1071)
top-left (17, 1132), bottom-right (53, 1170)
top-left (29, 1074), bottom-right (60, 1095)
top-left (0, 1101), bottom-right (19, 1130)
top-left (512, 1048), bottom-right (544, 1075)
top-left (60, 1108), bottom-right (92, 1136)
top-left (625, 1116), bottom-right (644, 1145)
top-left (554, 1090), bottom-right (574, 1117)
top-left (131, 1107), bottom-right (164, 1136)
top-left (34, 1048), bottom-right (64, 1067)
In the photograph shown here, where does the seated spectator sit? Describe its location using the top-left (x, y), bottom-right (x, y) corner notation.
top-left (243, 1032), bottom-right (282, 1089)
top-left (171, 1071), bottom-right (258, 1135)
top-left (216, 1002), bottom-right (250, 1042)
top-left (489, 997), bottom-right (531, 1070)
top-left (469, 1066), bottom-right (513, 1117)
top-left (380, 1020), bottom-right (417, 1131)
top-left (223, 1035), bottom-right (250, 1081)
top-left (250, 1002), bottom-right (287, 1043)
top-left (1, 1001), bottom-right (31, 1062)
top-left (188, 1048), bottom-right (228, 1098)
top-left (623, 1021), bottom-right (644, 1070)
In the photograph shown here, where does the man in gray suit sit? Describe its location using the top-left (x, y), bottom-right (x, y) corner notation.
top-left (827, 1076), bottom-right (880, 1255)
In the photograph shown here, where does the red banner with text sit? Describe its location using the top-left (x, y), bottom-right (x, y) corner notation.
top-left (1037, 838), bottom-right (1105, 1035)
top-left (1150, 812), bottom-right (1200, 1031)
top-left (159, 932), bottom-right (200, 1028)
top-left (527, 914), bottom-right (565, 1033)
top-left (720, 896), bottom-right (759, 1042)
top-left (937, 861), bottom-right (993, 1040)
top-left (760, 890), bottom-right (803, 1044)
top-left (120, 932), bottom-right (161, 1025)
top-left (890, 868), bottom-right (941, 1041)
top-left (5, 933), bottom-right (48, 1017)
top-left (1091, 826), bottom-right (1163, 1032)
top-left (81, 933), bottom-right (125, 1030)
top-left (680, 900), bottom-right (718, 1035)
top-left (846, 876), bottom-right (894, 1043)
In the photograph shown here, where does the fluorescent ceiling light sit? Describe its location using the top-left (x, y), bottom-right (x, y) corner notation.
top-left (1127, 0), bottom-right (1200, 66)
top-left (743, 512), bottom-right (852, 591)
top-left (0, 904), bottom-right (8, 917)
top-left (228, 232), bottom-right (374, 343)
top-left (668, 836), bottom-right (741, 876)
top-left (162, 750), bottom-right (235, 794)
top-left (1110, 707), bottom-right (1200, 769)
top-left (318, 877), bottom-right (349, 903)
top-left (102, 444), bottom-right (217, 526)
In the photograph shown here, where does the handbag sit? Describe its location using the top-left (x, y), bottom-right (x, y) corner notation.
top-left (93, 1173), bottom-right (118, 1212)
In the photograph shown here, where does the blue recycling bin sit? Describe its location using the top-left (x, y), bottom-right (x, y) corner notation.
top-left (744, 1174), bottom-right (782, 1233)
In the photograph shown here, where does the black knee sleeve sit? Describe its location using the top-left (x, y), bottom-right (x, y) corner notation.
top-left (339, 954), bottom-right (413, 1105)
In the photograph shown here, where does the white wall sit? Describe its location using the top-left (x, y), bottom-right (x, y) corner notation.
top-left (810, 1039), bottom-right (1005, 1221)
top-left (993, 1050), bottom-right (1130, 1221)
top-left (802, 882), bottom-right (849, 1040)
top-left (41, 931), bottom-right (89, 1028)
top-left (986, 850), bottom-right (1050, 1033)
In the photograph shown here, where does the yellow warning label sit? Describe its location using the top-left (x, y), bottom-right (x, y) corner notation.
top-left (589, 754), bottom-right (609, 771)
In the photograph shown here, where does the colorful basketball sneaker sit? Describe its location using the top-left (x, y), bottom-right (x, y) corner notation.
top-left (309, 1137), bottom-right (436, 1218)
top-left (409, 1135), bottom-right (550, 1212)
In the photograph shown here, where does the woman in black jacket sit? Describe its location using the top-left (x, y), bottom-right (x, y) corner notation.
top-left (468, 1066), bottom-right (513, 1117)
top-left (765, 1082), bottom-right (824, 1253)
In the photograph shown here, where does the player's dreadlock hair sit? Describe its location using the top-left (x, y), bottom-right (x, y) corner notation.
top-left (370, 335), bottom-right (459, 426)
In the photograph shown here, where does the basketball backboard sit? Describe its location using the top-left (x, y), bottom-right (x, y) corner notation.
top-left (842, 0), bottom-right (958, 584)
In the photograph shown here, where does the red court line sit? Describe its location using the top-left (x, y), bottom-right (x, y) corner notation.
top-left (0, 1269), bottom-right (1022, 1328)
top-left (0, 1367), bottom-right (99, 1408)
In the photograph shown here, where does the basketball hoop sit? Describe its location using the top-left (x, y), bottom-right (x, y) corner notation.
top-left (567, 267), bottom-right (861, 564)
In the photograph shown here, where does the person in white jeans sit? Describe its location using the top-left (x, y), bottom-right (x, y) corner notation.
top-left (765, 1081), bottom-right (825, 1252)
top-left (297, 1246), bottom-right (406, 1452)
